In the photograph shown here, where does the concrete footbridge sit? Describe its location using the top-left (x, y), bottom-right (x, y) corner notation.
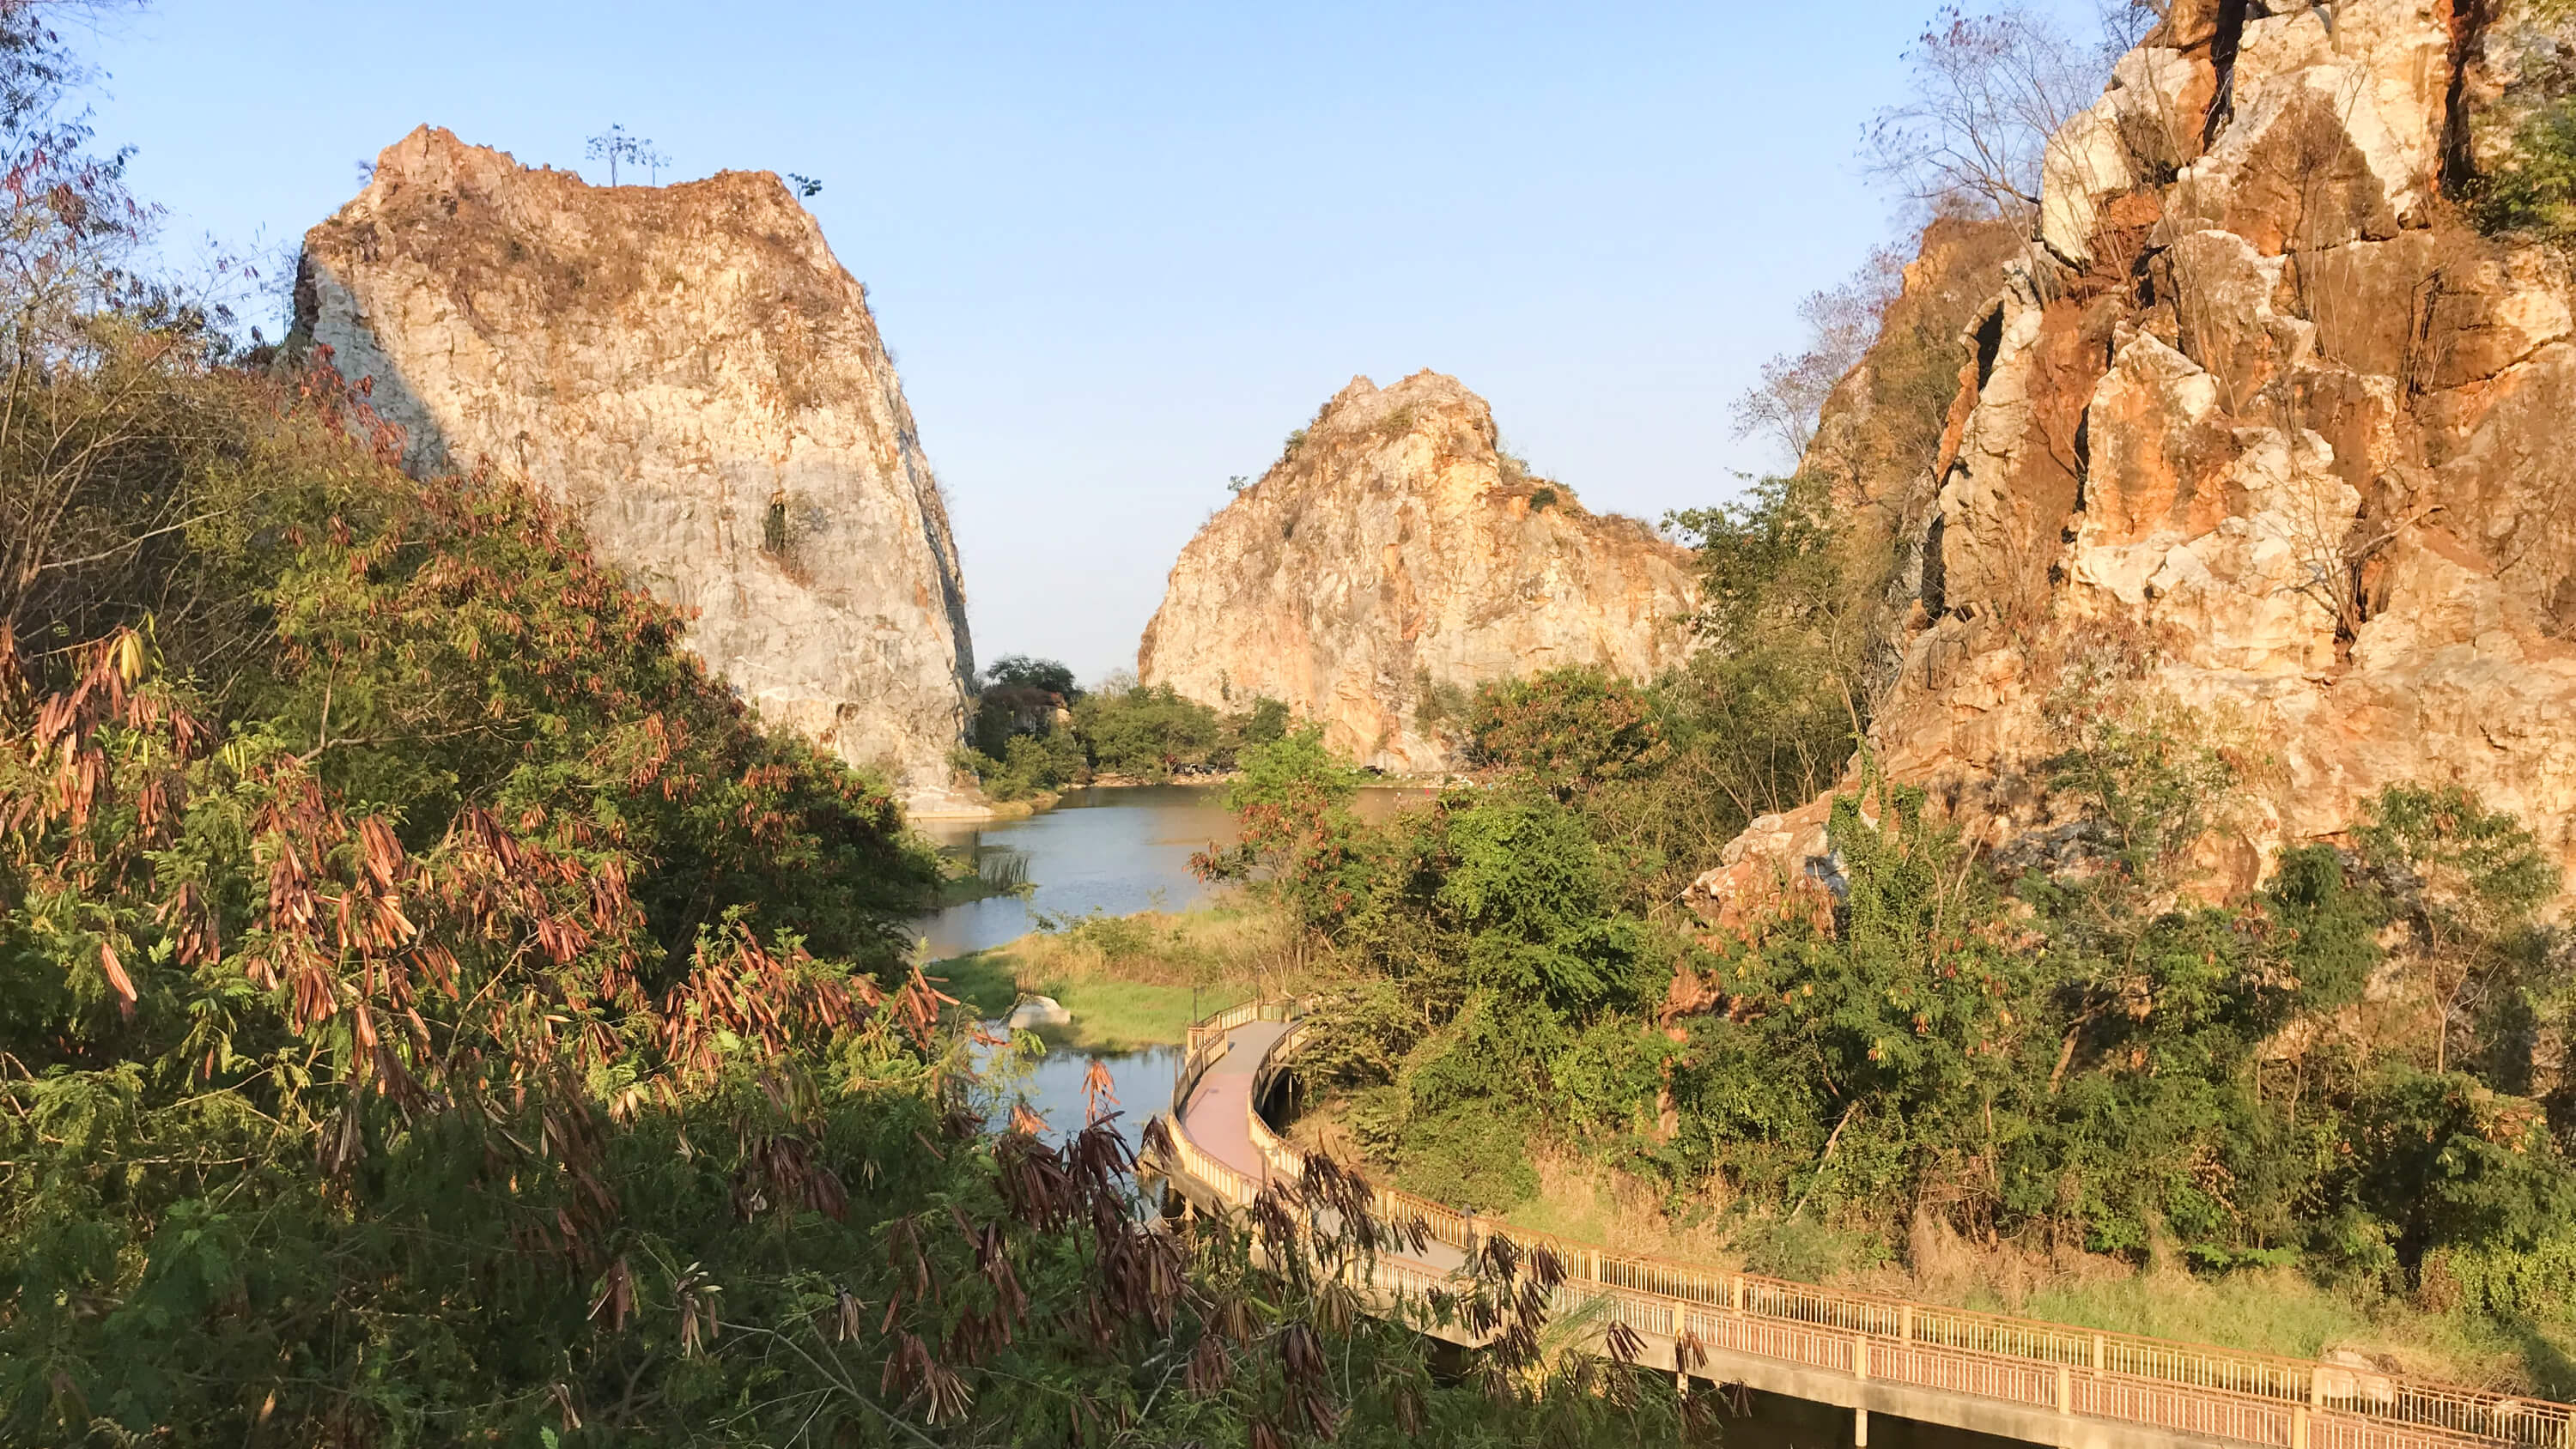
top-left (1148, 1001), bottom-right (2573, 1449)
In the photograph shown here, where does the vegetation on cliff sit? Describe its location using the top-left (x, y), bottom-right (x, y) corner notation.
top-left (1209, 451), bottom-right (2576, 1386)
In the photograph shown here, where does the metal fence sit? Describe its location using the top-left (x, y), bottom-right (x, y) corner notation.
top-left (1151, 1001), bottom-right (2576, 1449)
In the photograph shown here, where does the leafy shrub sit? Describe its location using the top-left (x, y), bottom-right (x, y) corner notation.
top-left (1398, 1110), bottom-right (1543, 1211)
top-left (1221, 692), bottom-right (2576, 1294)
top-left (1413, 667), bottom-right (1473, 739)
top-left (1194, 723), bottom-right (1373, 925)
top-left (2433, 1230), bottom-right (2576, 1321)
top-left (2472, 99), bottom-right (2576, 243)
top-left (1467, 668), bottom-right (1668, 798)
top-left (953, 729), bottom-right (1084, 801)
top-left (2355, 783), bottom-right (2560, 1076)
top-left (1241, 694), bottom-right (1291, 745)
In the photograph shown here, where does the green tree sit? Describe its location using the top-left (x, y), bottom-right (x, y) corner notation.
top-left (2354, 784), bottom-right (2558, 1077)
top-left (981, 653), bottom-right (1076, 697)
top-left (1662, 471), bottom-right (1877, 826)
top-left (2471, 99), bottom-right (2576, 243)
top-left (1071, 682), bottom-right (1224, 779)
top-left (1467, 669), bottom-right (1668, 801)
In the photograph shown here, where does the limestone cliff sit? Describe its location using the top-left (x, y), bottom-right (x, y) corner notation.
top-left (1139, 373), bottom-right (1696, 772)
top-left (296, 127), bottom-right (978, 815)
top-left (1695, 0), bottom-right (2576, 913)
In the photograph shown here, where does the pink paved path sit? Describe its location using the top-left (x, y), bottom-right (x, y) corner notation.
top-left (1176, 1020), bottom-right (1474, 1276)
top-left (1176, 1019), bottom-right (1291, 1185)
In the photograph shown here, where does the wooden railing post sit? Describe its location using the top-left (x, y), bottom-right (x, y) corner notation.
top-left (1900, 1305), bottom-right (1913, 1343)
top-left (2058, 1364), bottom-right (2073, 1416)
top-left (2293, 1405), bottom-right (2311, 1449)
top-left (1854, 1333), bottom-right (1870, 1381)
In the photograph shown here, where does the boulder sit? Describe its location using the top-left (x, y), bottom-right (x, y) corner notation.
top-left (1007, 996), bottom-right (1074, 1031)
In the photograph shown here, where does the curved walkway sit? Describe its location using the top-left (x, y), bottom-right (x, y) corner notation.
top-left (1174, 1018), bottom-right (1290, 1188)
top-left (1157, 1003), bottom-right (2573, 1449)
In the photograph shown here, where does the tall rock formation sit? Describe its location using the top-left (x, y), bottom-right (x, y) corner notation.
top-left (1696, 0), bottom-right (2576, 912)
top-left (296, 127), bottom-right (979, 815)
top-left (1139, 372), bottom-right (1697, 772)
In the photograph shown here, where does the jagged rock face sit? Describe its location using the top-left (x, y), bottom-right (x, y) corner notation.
top-left (296, 127), bottom-right (978, 815)
top-left (1696, 0), bottom-right (2576, 915)
top-left (1139, 373), bottom-right (1697, 772)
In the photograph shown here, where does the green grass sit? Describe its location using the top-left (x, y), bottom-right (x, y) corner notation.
top-left (927, 935), bottom-right (1255, 1052)
top-left (924, 900), bottom-right (1305, 1051)
top-left (928, 949), bottom-right (1020, 1020)
top-left (1027, 979), bottom-right (1247, 1052)
top-left (2002, 1270), bottom-right (2370, 1358)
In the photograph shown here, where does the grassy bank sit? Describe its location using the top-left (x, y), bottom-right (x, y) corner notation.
top-left (931, 901), bottom-right (1309, 1052)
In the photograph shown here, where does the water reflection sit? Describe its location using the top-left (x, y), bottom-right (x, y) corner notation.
top-left (912, 785), bottom-right (1240, 960)
top-left (974, 1037), bottom-right (1184, 1159)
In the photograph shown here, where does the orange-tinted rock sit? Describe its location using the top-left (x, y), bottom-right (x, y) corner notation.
top-left (1139, 373), bottom-right (1695, 773)
top-left (1694, 0), bottom-right (2576, 919)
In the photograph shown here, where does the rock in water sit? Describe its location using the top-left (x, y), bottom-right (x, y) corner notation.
top-left (1006, 996), bottom-right (1073, 1031)
top-left (296, 127), bottom-right (979, 815)
top-left (1694, 0), bottom-right (2576, 915)
top-left (1139, 372), bottom-right (1697, 772)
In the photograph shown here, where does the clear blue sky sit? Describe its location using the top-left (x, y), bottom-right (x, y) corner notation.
top-left (86, 1), bottom-right (2087, 682)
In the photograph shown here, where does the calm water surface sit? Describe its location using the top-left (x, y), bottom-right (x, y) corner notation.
top-left (969, 1040), bottom-right (1187, 1155)
top-left (919, 784), bottom-right (1424, 1151)
top-left (911, 784), bottom-right (1241, 961)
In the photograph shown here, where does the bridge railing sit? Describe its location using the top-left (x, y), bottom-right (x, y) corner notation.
top-left (1154, 1000), bottom-right (2576, 1449)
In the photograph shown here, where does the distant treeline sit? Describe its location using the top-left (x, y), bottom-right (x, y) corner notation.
top-left (951, 653), bottom-right (1291, 799)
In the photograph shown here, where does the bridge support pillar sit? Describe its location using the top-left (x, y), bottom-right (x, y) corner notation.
top-left (1855, 1407), bottom-right (1869, 1447)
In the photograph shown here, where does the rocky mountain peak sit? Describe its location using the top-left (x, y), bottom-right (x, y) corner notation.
top-left (1139, 370), bottom-right (1695, 773)
top-left (296, 127), bottom-right (980, 815)
top-left (1698, 0), bottom-right (2576, 914)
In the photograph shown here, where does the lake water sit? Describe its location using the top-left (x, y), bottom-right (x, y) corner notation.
top-left (911, 784), bottom-right (1242, 961)
top-left (913, 785), bottom-right (1236, 1152)
top-left (918, 783), bottom-right (1425, 1151)
top-left (969, 1038), bottom-right (1187, 1153)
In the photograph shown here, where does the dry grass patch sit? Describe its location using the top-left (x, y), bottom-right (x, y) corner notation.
top-left (1498, 1148), bottom-right (1741, 1266)
top-left (1004, 901), bottom-right (1309, 990)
